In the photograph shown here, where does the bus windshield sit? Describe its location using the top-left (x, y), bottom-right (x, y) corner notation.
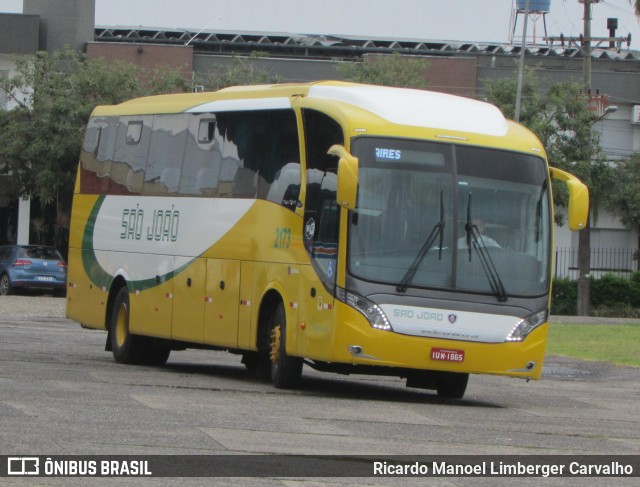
top-left (349, 137), bottom-right (551, 298)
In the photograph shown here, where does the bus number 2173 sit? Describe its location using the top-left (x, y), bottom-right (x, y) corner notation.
top-left (274, 227), bottom-right (291, 249)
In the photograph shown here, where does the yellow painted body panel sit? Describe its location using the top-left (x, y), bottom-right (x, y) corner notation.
top-left (204, 259), bottom-right (241, 348)
top-left (66, 248), bottom-right (109, 328)
top-left (130, 280), bottom-right (173, 339)
top-left (172, 258), bottom-right (207, 343)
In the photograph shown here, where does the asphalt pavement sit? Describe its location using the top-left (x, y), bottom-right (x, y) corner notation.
top-left (1, 294), bottom-right (639, 486)
top-left (0, 295), bottom-right (67, 318)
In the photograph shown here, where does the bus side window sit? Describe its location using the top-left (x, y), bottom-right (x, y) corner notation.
top-left (112, 116), bottom-right (152, 194)
top-left (179, 115), bottom-right (221, 196)
top-left (144, 114), bottom-right (188, 195)
top-left (214, 112), bottom-right (261, 198)
top-left (126, 121), bottom-right (143, 144)
top-left (262, 110), bottom-right (301, 211)
top-left (302, 109), bottom-right (344, 286)
top-left (80, 116), bottom-right (116, 194)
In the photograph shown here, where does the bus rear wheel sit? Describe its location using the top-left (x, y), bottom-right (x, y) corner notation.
top-left (140, 337), bottom-right (171, 366)
top-left (435, 372), bottom-right (469, 399)
top-left (110, 287), bottom-right (143, 364)
top-left (109, 287), bottom-right (170, 366)
top-left (268, 302), bottom-right (302, 389)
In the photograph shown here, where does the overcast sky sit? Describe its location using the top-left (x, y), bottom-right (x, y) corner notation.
top-left (2, 0), bottom-right (640, 46)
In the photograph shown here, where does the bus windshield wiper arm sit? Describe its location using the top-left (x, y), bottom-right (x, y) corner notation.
top-left (465, 194), bottom-right (508, 302)
top-left (397, 192), bottom-right (445, 293)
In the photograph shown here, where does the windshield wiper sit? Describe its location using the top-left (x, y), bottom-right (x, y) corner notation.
top-left (397, 191), bottom-right (445, 293)
top-left (465, 193), bottom-right (508, 302)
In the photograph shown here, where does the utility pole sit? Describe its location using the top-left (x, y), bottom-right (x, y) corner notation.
top-left (577, 0), bottom-right (595, 316)
top-left (514, 0), bottom-right (530, 122)
top-left (583, 0), bottom-right (592, 91)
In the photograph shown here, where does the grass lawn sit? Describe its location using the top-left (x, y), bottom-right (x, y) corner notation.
top-left (547, 322), bottom-right (640, 367)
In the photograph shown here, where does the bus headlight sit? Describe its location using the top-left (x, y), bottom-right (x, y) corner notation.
top-left (506, 310), bottom-right (548, 342)
top-left (337, 287), bottom-right (392, 331)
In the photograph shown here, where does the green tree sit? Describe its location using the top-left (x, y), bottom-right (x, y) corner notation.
top-left (337, 53), bottom-right (429, 89)
top-left (0, 50), bottom-right (188, 249)
top-left (483, 72), bottom-right (612, 219)
top-left (202, 54), bottom-right (282, 91)
top-left (607, 152), bottom-right (640, 236)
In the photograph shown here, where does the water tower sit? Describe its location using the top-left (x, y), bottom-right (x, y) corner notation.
top-left (510, 0), bottom-right (551, 45)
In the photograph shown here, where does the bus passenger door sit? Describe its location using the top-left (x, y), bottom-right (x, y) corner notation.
top-left (298, 108), bottom-right (344, 359)
top-left (204, 259), bottom-right (240, 348)
top-left (171, 257), bottom-right (206, 343)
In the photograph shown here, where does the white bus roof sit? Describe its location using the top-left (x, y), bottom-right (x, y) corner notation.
top-left (306, 83), bottom-right (508, 137)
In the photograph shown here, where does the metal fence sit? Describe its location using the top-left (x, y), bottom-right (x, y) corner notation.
top-left (554, 247), bottom-right (638, 280)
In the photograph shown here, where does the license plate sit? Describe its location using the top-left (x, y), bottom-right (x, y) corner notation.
top-left (36, 276), bottom-right (55, 282)
top-left (431, 347), bottom-right (465, 363)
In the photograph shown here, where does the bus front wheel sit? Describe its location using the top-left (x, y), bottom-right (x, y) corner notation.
top-left (268, 302), bottom-right (303, 388)
top-left (435, 372), bottom-right (469, 399)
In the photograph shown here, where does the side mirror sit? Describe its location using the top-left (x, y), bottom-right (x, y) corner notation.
top-left (550, 167), bottom-right (589, 231)
top-left (328, 144), bottom-right (358, 209)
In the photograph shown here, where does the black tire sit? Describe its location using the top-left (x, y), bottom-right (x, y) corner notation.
top-left (109, 287), bottom-right (171, 366)
top-left (269, 302), bottom-right (303, 389)
top-left (436, 372), bottom-right (469, 399)
top-left (109, 286), bottom-right (145, 364)
top-left (242, 352), bottom-right (258, 371)
top-left (140, 337), bottom-right (171, 366)
top-left (0, 273), bottom-right (13, 296)
top-left (242, 351), bottom-right (272, 381)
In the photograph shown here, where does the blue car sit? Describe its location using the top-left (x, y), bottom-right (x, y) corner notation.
top-left (0, 245), bottom-right (67, 296)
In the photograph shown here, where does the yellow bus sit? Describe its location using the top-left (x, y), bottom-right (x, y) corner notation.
top-left (66, 81), bottom-right (588, 399)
